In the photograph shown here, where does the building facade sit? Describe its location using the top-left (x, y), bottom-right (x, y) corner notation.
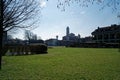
top-left (45, 39), bottom-right (58, 46)
top-left (62, 26), bottom-right (81, 42)
top-left (92, 24), bottom-right (120, 44)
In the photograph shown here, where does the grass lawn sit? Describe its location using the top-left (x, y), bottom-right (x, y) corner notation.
top-left (0, 47), bottom-right (120, 80)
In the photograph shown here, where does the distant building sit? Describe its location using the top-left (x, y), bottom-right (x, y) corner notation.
top-left (62, 26), bottom-right (81, 43)
top-left (45, 27), bottom-right (81, 46)
top-left (45, 24), bottom-right (120, 48)
top-left (92, 24), bottom-right (120, 44)
top-left (45, 38), bottom-right (58, 46)
top-left (81, 36), bottom-right (93, 43)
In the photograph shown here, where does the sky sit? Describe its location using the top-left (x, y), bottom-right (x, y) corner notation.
top-left (14, 0), bottom-right (119, 40)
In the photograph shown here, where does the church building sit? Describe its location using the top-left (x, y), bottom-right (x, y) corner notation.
top-left (62, 26), bottom-right (81, 43)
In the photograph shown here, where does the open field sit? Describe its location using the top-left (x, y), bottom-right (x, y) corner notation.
top-left (0, 47), bottom-right (120, 80)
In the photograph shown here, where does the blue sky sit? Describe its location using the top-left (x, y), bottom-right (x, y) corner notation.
top-left (14, 0), bottom-right (119, 40)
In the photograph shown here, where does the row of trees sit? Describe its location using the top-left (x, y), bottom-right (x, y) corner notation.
top-left (7, 30), bottom-right (39, 41)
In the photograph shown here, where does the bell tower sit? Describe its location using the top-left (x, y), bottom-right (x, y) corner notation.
top-left (66, 26), bottom-right (69, 36)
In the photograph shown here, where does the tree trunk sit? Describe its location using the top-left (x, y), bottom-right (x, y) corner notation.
top-left (0, 30), bottom-right (3, 70)
top-left (0, 0), bottom-right (3, 70)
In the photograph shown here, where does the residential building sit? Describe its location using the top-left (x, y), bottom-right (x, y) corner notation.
top-left (92, 24), bottom-right (120, 43)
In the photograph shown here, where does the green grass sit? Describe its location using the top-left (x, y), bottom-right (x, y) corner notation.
top-left (0, 47), bottom-right (120, 80)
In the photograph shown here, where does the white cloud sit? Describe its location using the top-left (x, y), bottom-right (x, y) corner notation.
top-left (40, 0), bottom-right (46, 8)
top-left (80, 11), bottom-right (86, 15)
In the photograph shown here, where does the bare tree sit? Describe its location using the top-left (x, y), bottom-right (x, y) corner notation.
top-left (24, 30), bottom-right (35, 41)
top-left (3, 0), bottom-right (41, 31)
top-left (7, 34), bottom-right (13, 40)
top-left (0, 0), bottom-right (41, 69)
top-left (24, 30), bottom-right (38, 44)
top-left (32, 34), bottom-right (37, 40)
top-left (57, 0), bottom-right (120, 12)
top-left (0, 0), bottom-right (3, 70)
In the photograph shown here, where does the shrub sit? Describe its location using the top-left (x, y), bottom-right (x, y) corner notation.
top-left (3, 44), bottom-right (48, 56)
top-left (29, 44), bottom-right (47, 54)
